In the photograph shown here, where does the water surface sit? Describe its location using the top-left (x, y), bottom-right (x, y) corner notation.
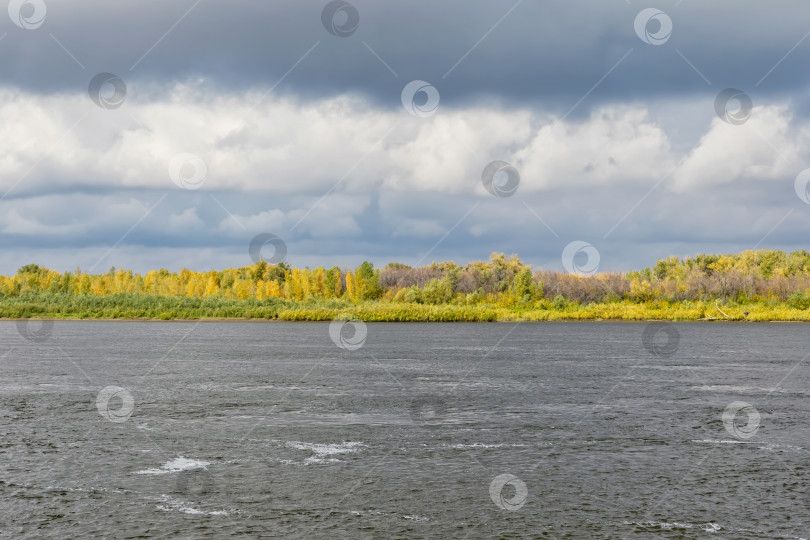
top-left (1, 321), bottom-right (809, 538)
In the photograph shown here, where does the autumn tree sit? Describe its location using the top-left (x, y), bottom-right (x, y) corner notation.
top-left (354, 261), bottom-right (382, 300)
top-left (345, 271), bottom-right (356, 301)
top-left (325, 267), bottom-right (342, 298)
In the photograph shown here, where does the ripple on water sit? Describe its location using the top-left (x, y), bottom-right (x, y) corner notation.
top-left (5, 321), bottom-right (810, 538)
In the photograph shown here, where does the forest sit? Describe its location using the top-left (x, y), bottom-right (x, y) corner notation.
top-left (5, 250), bottom-right (810, 321)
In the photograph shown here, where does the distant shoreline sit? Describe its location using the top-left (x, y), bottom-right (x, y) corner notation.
top-left (6, 251), bottom-right (810, 323)
top-left (4, 294), bottom-right (810, 322)
top-left (3, 315), bottom-right (808, 323)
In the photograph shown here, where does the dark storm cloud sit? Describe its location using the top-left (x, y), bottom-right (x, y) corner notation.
top-left (2, 0), bottom-right (809, 112)
top-left (2, 0), bottom-right (810, 275)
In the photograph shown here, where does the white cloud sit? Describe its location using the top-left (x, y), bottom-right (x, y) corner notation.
top-left (515, 106), bottom-right (676, 191)
top-left (217, 209), bottom-right (285, 235)
top-left (2, 87), bottom-right (810, 275)
top-left (168, 208), bottom-right (205, 232)
top-left (671, 105), bottom-right (806, 192)
top-left (0, 88), bottom-right (806, 203)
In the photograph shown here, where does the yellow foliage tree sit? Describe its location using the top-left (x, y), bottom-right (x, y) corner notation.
top-left (312, 267), bottom-right (326, 297)
top-left (345, 271), bottom-right (356, 301)
top-left (266, 280), bottom-right (282, 298)
top-left (234, 279), bottom-right (252, 300)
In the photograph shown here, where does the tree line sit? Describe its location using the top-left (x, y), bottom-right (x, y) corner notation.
top-left (6, 249), bottom-right (810, 310)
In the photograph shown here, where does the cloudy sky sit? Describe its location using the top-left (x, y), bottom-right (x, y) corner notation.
top-left (1, 0), bottom-right (810, 274)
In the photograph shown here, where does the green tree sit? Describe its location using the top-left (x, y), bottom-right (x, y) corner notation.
top-left (354, 261), bottom-right (382, 300)
top-left (251, 260), bottom-right (267, 282)
top-left (265, 262), bottom-right (290, 283)
top-left (513, 268), bottom-right (535, 300)
top-left (325, 267), bottom-right (342, 298)
top-left (422, 278), bottom-right (455, 304)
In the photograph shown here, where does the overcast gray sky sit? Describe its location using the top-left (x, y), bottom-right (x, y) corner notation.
top-left (1, 0), bottom-right (810, 274)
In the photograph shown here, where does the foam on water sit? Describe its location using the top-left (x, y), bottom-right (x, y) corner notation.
top-left (626, 520), bottom-right (722, 532)
top-left (45, 485), bottom-right (129, 494)
top-left (350, 509), bottom-right (429, 522)
top-left (758, 442), bottom-right (806, 452)
top-left (284, 441), bottom-right (365, 465)
top-left (134, 457), bottom-right (211, 475)
top-left (444, 443), bottom-right (530, 450)
top-left (447, 443), bottom-right (507, 449)
top-left (691, 439), bottom-right (752, 445)
top-left (403, 514), bottom-right (429, 522)
top-left (155, 495), bottom-right (228, 516)
top-left (692, 384), bottom-right (784, 394)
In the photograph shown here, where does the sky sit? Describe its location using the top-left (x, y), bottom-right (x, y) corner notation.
top-left (1, 0), bottom-right (810, 275)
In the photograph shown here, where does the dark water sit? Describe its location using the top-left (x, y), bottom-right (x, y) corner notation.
top-left (2, 321), bottom-right (810, 539)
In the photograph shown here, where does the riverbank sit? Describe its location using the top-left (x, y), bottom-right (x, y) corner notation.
top-left (3, 293), bottom-right (810, 322)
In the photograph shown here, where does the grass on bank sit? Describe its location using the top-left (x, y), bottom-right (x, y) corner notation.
top-left (4, 292), bottom-right (810, 322)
